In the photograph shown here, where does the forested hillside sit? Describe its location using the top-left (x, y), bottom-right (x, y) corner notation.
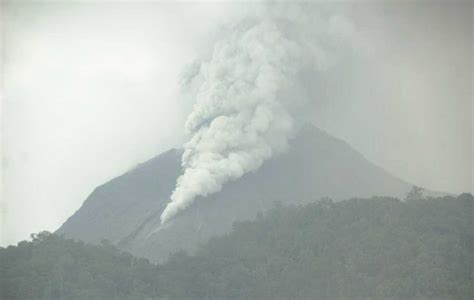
top-left (162, 194), bottom-right (473, 299)
top-left (0, 232), bottom-right (160, 299)
top-left (1, 194), bottom-right (472, 300)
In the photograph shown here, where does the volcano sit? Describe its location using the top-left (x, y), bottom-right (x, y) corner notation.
top-left (57, 125), bottom-right (412, 262)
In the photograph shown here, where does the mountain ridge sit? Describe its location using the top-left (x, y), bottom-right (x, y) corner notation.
top-left (57, 125), bottom-right (414, 262)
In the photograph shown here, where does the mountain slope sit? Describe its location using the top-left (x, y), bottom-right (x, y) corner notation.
top-left (57, 125), bottom-right (412, 262)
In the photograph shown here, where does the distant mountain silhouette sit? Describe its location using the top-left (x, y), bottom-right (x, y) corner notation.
top-left (57, 125), bottom-right (413, 262)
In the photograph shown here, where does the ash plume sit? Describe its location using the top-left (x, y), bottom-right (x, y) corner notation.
top-left (161, 4), bottom-right (360, 224)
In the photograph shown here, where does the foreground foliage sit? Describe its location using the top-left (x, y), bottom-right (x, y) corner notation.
top-left (1, 194), bottom-right (472, 299)
top-left (0, 232), bottom-right (159, 299)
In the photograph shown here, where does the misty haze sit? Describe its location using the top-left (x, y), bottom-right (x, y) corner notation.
top-left (1, 1), bottom-right (472, 299)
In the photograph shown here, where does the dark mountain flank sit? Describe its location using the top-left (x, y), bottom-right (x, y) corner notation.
top-left (57, 125), bottom-right (412, 262)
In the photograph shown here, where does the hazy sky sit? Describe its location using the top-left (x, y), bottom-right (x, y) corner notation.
top-left (1, 1), bottom-right (472, 246)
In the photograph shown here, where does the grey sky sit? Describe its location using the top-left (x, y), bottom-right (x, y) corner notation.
top-left (1, 1), bottom-right (472, 246)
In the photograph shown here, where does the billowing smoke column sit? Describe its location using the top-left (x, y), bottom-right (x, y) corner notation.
top-left (161, 6), bottom-right (358, 224)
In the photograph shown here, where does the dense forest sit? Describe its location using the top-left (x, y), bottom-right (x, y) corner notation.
top-left (1, 194), bottom-right (472, 299)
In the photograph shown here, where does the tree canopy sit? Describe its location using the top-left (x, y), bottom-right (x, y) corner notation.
top-left (1, 194), bottom-right (472, 299)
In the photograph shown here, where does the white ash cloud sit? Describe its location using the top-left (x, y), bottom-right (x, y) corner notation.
top-left (161, 5), bottom-right (360, 223)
